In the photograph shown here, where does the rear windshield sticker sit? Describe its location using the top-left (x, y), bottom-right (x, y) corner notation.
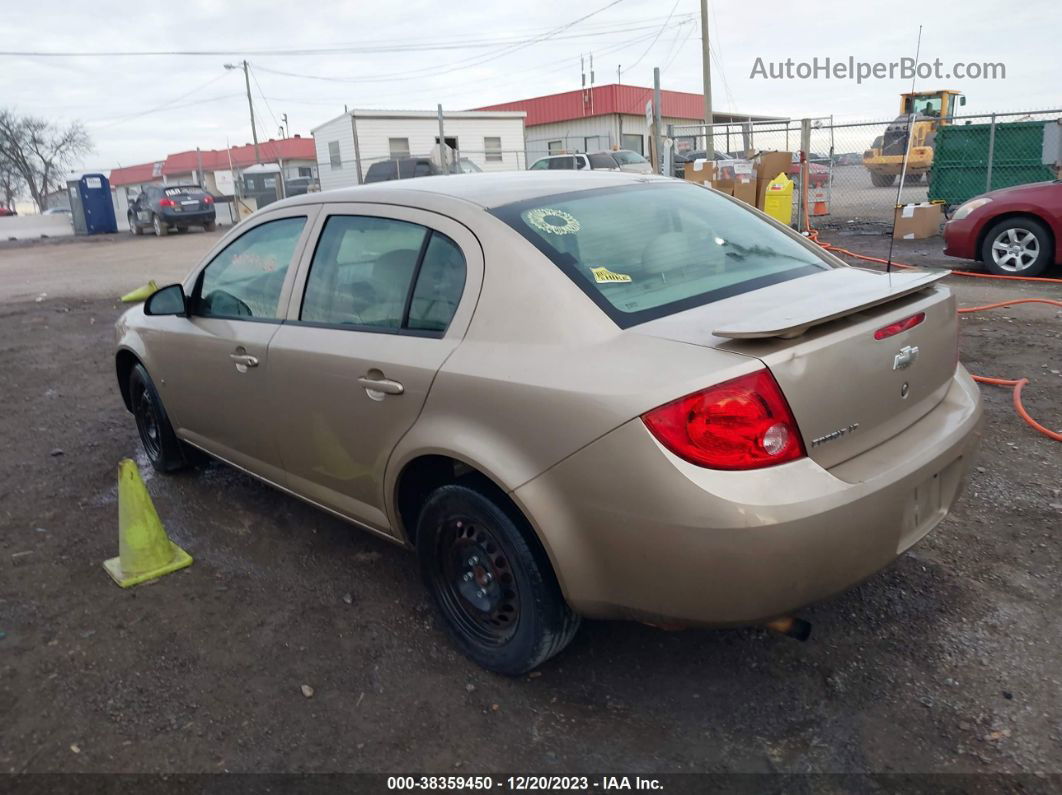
top-left (524, 208), bottom-right (580, 235)
top-left (590, 266), bottom-right (632, 284)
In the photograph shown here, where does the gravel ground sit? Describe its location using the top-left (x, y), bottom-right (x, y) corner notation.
top-left (0, 231), bottom-right (1059, 777)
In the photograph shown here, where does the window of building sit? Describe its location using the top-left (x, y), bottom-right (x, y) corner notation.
top-left (328, 141), bottom-right (342, 170)
top-left (484, 137), bottom-right (503, 162)
top-left (547, 140), bottom-right (563, 154)
top-left (298, 166), bottom-right (313, 178)
top-left (621, 134), bottom-right (644, 155)
top-left (389, 138), bottom-right (411, 160)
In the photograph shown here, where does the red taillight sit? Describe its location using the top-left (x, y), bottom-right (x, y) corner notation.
top-left (203, 195), bottom-right (214, 204)
top-left (874, 312), bottom-right (925, 340)
top-left (641, 370), bottom-right (805, 470)
top-left (158, 198), bottom-right (176, 208)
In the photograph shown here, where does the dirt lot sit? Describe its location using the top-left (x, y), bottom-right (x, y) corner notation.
top-left (0, 230), bottom-right (1059, 776)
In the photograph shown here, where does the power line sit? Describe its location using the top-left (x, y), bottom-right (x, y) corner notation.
top-left (248, 65), bottom-right (280, 130)
top-left (620, 0), bottom-right (680, 78)
top-left (0, 2), bottom-right (634, 58)
top-left (88, 72), bottom-right (235, 127)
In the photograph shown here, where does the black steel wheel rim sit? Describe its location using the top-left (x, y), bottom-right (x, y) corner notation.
top-left (432, 515), bottom-right (520, 647)
top-left (133, 385), bottom-right (162, 460)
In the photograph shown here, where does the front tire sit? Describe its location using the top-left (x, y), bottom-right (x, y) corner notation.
top-left (981, 217), bottom-right (1052, 277)
top-left (128, 363), bottom-right (187, 472)
top-left (416, 484), bottom-right (580, 676)
top-left (128, 215), bottom-right (141, 236)
top-left (871, 172), bottom-right (895, 187)
top-left (153, 214), bottom-right (168, 237)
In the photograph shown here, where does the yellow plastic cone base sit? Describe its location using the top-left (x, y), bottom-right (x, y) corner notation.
top-left (120, 280), bottom-right (159, 303)
top-left (103, 459), bottom-right (193, 588)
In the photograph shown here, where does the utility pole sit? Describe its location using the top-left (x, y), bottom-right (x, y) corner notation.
top-left (700, 0), bottom-right (714, 156)
top-left (652, 67), bottom-right (663, 175)
top-left (225, 60), bottom-right (260, 164)
top-left (281, 113), bottom-right (289, 139)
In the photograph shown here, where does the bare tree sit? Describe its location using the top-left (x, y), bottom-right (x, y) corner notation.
top-left (0, 110), bottom-right (92, 212)
top-left (0, 152), bottom-right (23, 211)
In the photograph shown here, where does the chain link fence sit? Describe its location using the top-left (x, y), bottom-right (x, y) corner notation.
top-left (669, 109), bottom-right (1062, 230)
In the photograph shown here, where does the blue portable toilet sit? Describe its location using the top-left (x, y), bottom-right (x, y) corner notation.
top-left (67, 173), bottom-right (117, 235)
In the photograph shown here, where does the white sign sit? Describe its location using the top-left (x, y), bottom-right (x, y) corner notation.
top-left (85, 177), bottom-right (102, 189)
top-left (214, 170), bottom-right (235, 196)
top-left (645, 100), bottom-right (654, 128)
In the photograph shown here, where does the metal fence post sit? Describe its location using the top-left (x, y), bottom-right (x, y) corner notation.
top-left (985, 113), bottom-right (997, 192)
top-left (798, 118), bottom-right (811, 232)
top-left (666, 124), bottom-right (675, 177)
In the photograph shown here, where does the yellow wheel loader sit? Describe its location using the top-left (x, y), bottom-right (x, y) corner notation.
top-left (863, 90), bottom-right (965, 187)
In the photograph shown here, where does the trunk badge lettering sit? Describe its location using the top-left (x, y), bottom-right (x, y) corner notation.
top-left (893, 345), bottom-right (920, 370)
top-left (811, 423), bottom-right (860, 447)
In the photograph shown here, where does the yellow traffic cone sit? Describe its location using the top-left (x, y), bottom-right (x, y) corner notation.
top-left (103, 459), bottom-right (192, 588)
top-left (120, 280), bottom-right (159, 303)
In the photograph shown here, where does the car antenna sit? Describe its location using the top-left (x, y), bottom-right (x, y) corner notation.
top-left (886, 24), bottom-right (924, 275)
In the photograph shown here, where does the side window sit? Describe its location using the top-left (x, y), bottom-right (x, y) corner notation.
top-left (407, 233), bottom-right (466, 332)
top-left (588, 153), bottom-right (617, 169)
top-left (195, 217), bottom-right (306, 320)
top-left (328, 141), bottom-right (342, 170)
top-left (529, 159), bottom-right (550, 171)
top-left (547, 157), bottom-right (574, 170)
top-left (301, 216), bottom-right (426, 329)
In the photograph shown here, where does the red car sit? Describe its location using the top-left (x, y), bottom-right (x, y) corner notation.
top-left (943, 180), bottom-right (1062, 277)
top-left (0, 207), bottom-right (17, 217)
top-left (789, 154), bottom-right (831, 188)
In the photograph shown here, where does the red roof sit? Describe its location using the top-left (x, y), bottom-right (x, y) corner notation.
top-left (109, 161), bottom-right (163, 187)
top-left (162, 136), bottom-right (316, 176)
top-left (473, 83), bottom-right (706, 126)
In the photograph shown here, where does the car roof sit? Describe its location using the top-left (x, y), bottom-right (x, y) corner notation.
top-left (269, 170), bottom-right (672, 211)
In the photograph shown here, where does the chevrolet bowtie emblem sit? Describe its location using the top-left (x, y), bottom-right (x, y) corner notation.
top-left (893, 345), bottom-right (920, 370)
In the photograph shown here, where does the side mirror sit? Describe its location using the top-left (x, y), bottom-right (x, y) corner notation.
top-left (144, 283), bottom-right (188, 316)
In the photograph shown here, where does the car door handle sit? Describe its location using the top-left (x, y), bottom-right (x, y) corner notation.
top-left (230, 353), bottom-right (259, 371)
top-left (357, 375), bottom-right (404, 396)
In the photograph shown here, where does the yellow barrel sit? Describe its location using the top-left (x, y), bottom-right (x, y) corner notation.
top-left (762, 172), bottom-right (794, 225)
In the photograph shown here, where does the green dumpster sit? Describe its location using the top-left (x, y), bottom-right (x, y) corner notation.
top-left (929, 120), bottom-right (1055, 205)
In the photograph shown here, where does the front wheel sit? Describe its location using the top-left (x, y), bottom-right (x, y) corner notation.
top-left (416, 484), bottom-right (580, 676)
top-left (128, 363), bottom-right (188, 472)
top-left (128, 215), bottom-right (141, 236)
top-left (981, 217), bottom-right (1052, 277)
top-left (870, 172), bottom-right (895, 187)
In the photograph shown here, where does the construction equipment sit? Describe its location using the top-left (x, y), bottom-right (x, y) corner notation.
top-left (863, 90), bottom-right (965, 187)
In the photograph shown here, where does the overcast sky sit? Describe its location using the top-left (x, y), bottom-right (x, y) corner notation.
top-left (2, 0), bottom-right (1057, 172)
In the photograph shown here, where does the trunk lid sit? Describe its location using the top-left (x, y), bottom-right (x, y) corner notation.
top-left (633, 268), bottom-right (959, 469)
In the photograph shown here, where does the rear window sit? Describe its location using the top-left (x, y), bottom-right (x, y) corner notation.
top-left (611, 150), bottom-right (647, 165)
top-left (492, 183), bottom-right (832, 328)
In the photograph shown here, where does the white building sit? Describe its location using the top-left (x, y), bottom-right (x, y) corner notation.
top-left (312, 109), bottom-right (527, 191)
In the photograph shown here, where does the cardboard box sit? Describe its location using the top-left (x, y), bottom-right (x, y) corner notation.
top-left (893, 202), bottom-right (943, 239)
top-left (753, 151), bottom-right (793, 210)
top-left (732, 179), bottom-right (757, 206)
top-left (683, 158), bottom-right (716, 185)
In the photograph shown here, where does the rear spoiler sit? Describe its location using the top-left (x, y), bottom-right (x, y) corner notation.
top-left (713, 269), bottom-right (948, 339)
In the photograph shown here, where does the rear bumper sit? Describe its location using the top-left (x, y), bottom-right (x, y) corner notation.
top-left (514, 367), bottom-right (983, 626)
top-left (159, 209), bottom-right (215, 224)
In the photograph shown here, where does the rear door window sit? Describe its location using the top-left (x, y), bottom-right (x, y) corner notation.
top-left (588, 153), bottom-right (617, 169)
top-left (547, 157), bottom-right (575, 170)
top-left (492, 183), bottom-right (831, 328)
top-left (300, 216), bottom-right (466, 334)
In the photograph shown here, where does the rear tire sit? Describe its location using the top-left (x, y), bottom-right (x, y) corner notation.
top-left (153, 214), bottom-right (167, 237)
top-left (981, 217), bottom-right (1052, 277)
top-left (871, 172), bottom-right (895, 187)
top-left (204, 221), bottom-right (216, 232)
top-left (128, 363), bottom-right (187, 473)
top-left (416, 484), bottom-right (580, 676)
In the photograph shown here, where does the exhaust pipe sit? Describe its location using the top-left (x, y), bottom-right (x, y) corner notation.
top-left (764, 615), bottom-right (812, 641)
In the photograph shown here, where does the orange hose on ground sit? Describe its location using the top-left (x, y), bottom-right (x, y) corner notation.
top-left (798, 172), bottom-right (1060, 441)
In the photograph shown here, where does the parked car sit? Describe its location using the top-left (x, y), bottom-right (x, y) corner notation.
top-left (0, 207), bottom-right (17, 217)
top-left (365, 157), bottom-right (482, 183)
top-left (943, 180), bottom-right (1062, 276)
top-left (604, 149), bottom-right (653, 174)
top-left (129, 184), bottom-right (216, 237)
top-left (116, 171), bottom-right (982, 675)
top-left (672, 149), bottom-right (734, 179)
top-left (788, 153), bottom-right (831, 187)
top-left (43, 207), bottom-right (72, 216)
top-left (528, 153), bottom-right (620, 171)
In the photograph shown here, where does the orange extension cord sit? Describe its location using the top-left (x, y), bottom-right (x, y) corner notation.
top-left (799, 176), bottom-right (1061, 441)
